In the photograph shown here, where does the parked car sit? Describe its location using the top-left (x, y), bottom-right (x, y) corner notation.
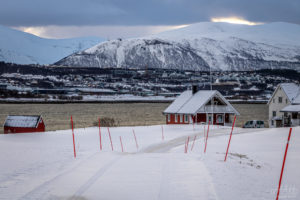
top-left (243, 120), bottom-right (265, 128)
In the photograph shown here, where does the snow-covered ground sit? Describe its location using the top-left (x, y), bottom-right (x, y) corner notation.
top-left (0, 124), bottom-right (299, 200)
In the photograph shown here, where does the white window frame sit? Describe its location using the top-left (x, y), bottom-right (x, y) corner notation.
top-left (175, 114), bottom-right (178, 122)
top-left (167, 114), bottom-right (170, 122)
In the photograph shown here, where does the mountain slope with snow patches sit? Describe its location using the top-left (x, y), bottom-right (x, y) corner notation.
top-left (0, 25), bottom-right (104, 65)
top-left (56, 22), bottom-right (300, 71)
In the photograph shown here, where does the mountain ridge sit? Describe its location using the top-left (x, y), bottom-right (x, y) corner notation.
top-left (0, 25), bottom-right (104, 65)
top-left (56, 22), bottom-right (300, 71)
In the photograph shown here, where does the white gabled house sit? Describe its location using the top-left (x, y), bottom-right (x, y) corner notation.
top-left (163, 87), bottom-right (239, 126)
top-left (268, 83), bottom-right (300, 127)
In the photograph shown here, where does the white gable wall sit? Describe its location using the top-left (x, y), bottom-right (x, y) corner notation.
top-left (269, 85), bottom-right (291, 127)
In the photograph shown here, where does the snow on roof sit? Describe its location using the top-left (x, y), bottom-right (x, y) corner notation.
top-left (164, 90), bottom-right (239, 115)
top-left (77, 88), bottom-right (115, 93)
top-left (292, 94), bottom-right (300, 104)
top-left (177, 90), bottom-right (216, 114)
top-left (163, 91), bottom-right (193, 113)
top-left (280, 83), bottom-right (300, 102)
top-left (4, 115), bottom-right (41, 128)
top-left (281, 105), bottom-right (300, 112)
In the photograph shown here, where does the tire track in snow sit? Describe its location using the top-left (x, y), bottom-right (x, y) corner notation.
top-left (141, 128), bottom-right (266, 154)
top-left (69, 156), bottom-right (122, 199)
top-left (157, 154), bottom-right (171, 200)
top-left (20, 152), bottom-right (100, 200)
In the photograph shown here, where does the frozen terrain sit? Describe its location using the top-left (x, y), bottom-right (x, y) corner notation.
top-left (0, 124), bottom-right (299, 199)
top-left (0, 25), bottom-right (103, 64)
top-left (56, 22), bottom-right (300, 71)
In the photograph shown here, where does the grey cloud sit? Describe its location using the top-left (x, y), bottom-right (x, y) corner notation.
top-left (0, 0), bottom-right (300, 26)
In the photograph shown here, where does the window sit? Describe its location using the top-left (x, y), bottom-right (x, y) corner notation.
top-left (258, 121), bottom-right (264, 125)
top-left (273, 99), bottom-right (275, 103)
top-left (286, 99), bottom-right (288, 104)
top-left (273, 111), bottom-right (276, 117)
top-left (216, 114), bottom-right (223, 123)
top-left (278, 97), bottom-right (282, 103)
top-left (292, 112), bottom-right (297, 119)
top-left (167, 114), bottom-right (170, 122)
top-left (208, 115), bottom-right (212, 123)
top-left (180, 114), bottom-right (183, 122)
top-left (175, 114), bottom-right (178, 122)
top-left (271, 120), bottom-right (274, 126)
top-left (184, 115), bottom-right (188, 123)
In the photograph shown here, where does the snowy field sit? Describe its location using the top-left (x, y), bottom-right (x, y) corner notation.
top-left (0, 124), bottom-right (299, 200)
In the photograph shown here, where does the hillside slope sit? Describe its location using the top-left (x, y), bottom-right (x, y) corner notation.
top-left (56, 22), bottom-right (300, 71)
top-left (0, 25), bottom-right (103, 65)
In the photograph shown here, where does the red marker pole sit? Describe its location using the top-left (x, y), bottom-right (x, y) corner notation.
top-left (276, 128), bottom-right (293, 200)
top-left (98, 118), bottom-right (102, 151)
top-left (120, 136), bottom-right (124, 153)
top-left (133, 129), bottom-right (139, 150)
top-left (224, 115), bottom-right (237, 162)
top-left (107, 127), bottom-right (114, 151)
top-left (191, 135), bottom-right (197, 151)
top-left (185, 136), bottom-right (190, 153)
top-left (184, 139), bottom-right (187, 153)
top-left (161, 125), bottom-right (164, 141)
top-left (204, 120), bottom-right (210, 153)
top-left (193, 116), bottom-right (195, 131)
top-left (71, 116), bottom-right (76, 158)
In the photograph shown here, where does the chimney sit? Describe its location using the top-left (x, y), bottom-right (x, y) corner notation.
top-left (192, 85), bottom-right (198, 95)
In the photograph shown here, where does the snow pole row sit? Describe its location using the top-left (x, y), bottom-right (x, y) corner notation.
top-left (224, 115), bottom-right (236, 162)
top-left (161, 125), bottom-right (164, 141)
top-left (204, 120), bottom-right (210, 153)
top-left (184, 136), bottom-right (190, 153)
top-left (132, 129), bottom-right (139, 151)
top-left (71, 116), bottom-right (76, 158)
top-left (276, 128), bottom-right (293, 200)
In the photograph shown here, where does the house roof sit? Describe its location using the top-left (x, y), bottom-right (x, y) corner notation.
top-left (163, 90), bottom-right (239, 115)
top-left (281, 105), bottom-right (300, 112)
top-left (292, 94), bottom-right (300, 104)
top-left (280, 83), bottom-right (300, 102)
top-left (4, 115), bottom-right (42, 128)
top-left (268, 83), bottom-right (300, 105)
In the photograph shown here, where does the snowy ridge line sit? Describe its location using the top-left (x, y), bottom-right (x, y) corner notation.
top-left (56, 22), bottom-right (300, 71)
top-left (20, 152), bottom-right (100, 200)
top-left (70, 156), bottom-right (122, 199)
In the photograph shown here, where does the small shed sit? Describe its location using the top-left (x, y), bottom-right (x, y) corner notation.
top-left (4, 115), bottom-right (45, 134)
top-left (163, 88), bottom-right (239, 126)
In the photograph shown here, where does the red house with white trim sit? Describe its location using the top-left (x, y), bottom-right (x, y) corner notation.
top-left (163, 88), bottom-right (239, 126)
top-left (4, 115), bottom-right (45, 134)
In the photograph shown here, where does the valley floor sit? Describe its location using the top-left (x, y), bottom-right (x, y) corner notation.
top-left (0, 125), bottom-right (299, 200)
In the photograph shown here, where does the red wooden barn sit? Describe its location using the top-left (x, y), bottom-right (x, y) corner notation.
top-left (163, 88), bottom-right (240, 126)
top-left (4, 115), bottom-right (45, 134)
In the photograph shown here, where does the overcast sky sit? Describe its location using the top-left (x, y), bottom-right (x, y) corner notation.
top-left (1, 0), bottom-right (299, 39)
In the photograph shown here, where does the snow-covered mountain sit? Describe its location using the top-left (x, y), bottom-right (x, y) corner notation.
top-left (0, 25), bottom-right (104, 65)
top-left (56, 22), bottom-right (300, 71)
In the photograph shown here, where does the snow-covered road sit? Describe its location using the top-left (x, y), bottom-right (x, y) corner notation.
top-left (0, 125), bottom-right (299, 200)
